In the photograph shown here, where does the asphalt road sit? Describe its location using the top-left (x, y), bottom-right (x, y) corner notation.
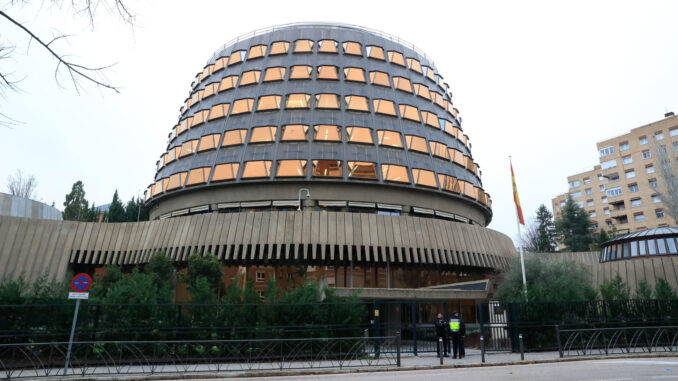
top-left (210, 357), bottom-right (678, 381)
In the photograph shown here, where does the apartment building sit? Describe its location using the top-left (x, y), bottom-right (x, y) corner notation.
top-left (552, 112), bottom-right (678, 235)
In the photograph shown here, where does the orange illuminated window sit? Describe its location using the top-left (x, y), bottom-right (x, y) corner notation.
top-left (369, 71), bottom-right (390, 87)
top-left (399, 105), bottom-right (420, 122)
top-left (213, 56), bottom-right (228, 73)
top-left (344, 95), bottom-right (369, 112)
top-left (280, 124), bottom-right (309, 141)
top-left (406, 58), bottom-right (422, 73)
top-left (382, 164), bottom-right (410, 183)
top-left (312, 160), bottom-right (342, 177)
top-left (190, 89), bottom-right (203, 106)
top-left (377, 130), bottom-right (403, 148)
top-left (439, 119), bottom-right (457, 136)
top-left (231, 98), bottom-right (254, 115)
top-left (348, 161), bottom-right (377, 180)
top-left (342, 41), bottom-right (362, 56)
top-left (198, 65), bottom-right (213, 83)
top-left (165, 146), bottom-right (181, 164)
top-left (451, 149), bottom-right (465, 166)
top-left (242, 161), bottom-right (272, 178)
top-left (317, 65), bottom-right (339, 80)
top-left (247, 44), bottom-right (267, 60)
top-left (257, 95), bottom-right (282, 111)
top-left (177, 118), bottom-right (190, 135)
top-left (285, 93), bottom-right (311, 109)
top-left (431, 91), bottom-right (445, 108)
top-left (438, 174), bottom-right (460, 193)
top-left (240, 70), bottom-right (261, 86)
top-left (388, 51), bottom-right (405, 66)
top-left (209, 103), bottom-right (230, 120)
top-left (219, 75), bottom-right (238, 92)
top-left (429, 141), bottom-right (449, 160)
top-left (222, 129), bottom-right (247, 147)
top-left (366, 45), bottom-right (385, 60)
top-left (166, 172), bottom-right (187, 190)
top-left (289, 65), bottom-right (313, 80)
top-left (346, 126), bottom-right (373, 144)
top-left (423, 66), bottom-right (436, 82)
top-left (413, 169), bottom-right (437, 188)
top-left (413, 83), bottom-right (431, 100)
top-left (202, 82), bottom-right (220, 99)
top-left (276, 160), bottom-right (307, 177)
top-left (343, 67), bottom-right (366, 83)
top-left (293, 39), bottom-right (314, 53)
top-left (460, 180), bottom-right (476, 198)
top-left (406, 135), bottom-right (428, 154)
top-left (212, 163), bottom-right (240, 182)
top-left (179, 140), bottom-right (198, 157)
top-left (313, 125), bottom-right (341, 141)
top-left (372, 99), bottom-right (397, 116)
top-left (250, 126), bottom-right (277, 143)
top-left (269, 41), bottom-right (290, 55)
top-left (198, 134), bottom-right (221, 152)
top-left (263, 67), bottom-right (286, 82)
top-left (318, 39), bottom-right (338, 53)
top-left (393, 77), bottom-right (412, 93)
top-left (421, 111), bottom-right (438, 128)
top-left (186, 167), bottom-right (211, 186)
top-left (192, 109), bottom-right (210, 127)
top-left (151, 179), bottom-right (166, 196)
top-left (228, 50), bottom-right (246, 66)
top-left (315, 93), bottom-right (340, 109)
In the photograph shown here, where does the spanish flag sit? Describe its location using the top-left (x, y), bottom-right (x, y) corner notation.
top-left (511, 160), bottom-right (525, 225)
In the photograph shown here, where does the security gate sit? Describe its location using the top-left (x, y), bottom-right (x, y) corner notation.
top-left (477, 301), bottom-right (516, 352)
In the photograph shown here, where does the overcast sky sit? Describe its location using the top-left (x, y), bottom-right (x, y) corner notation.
top-left (2, 0), bottom-right (678, 242)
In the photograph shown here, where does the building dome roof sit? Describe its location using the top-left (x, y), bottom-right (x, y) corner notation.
top-left (145, 23), bottom-right (492, 224)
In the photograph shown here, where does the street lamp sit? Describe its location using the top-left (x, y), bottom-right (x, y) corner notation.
top-left (298, 188), bottom-right (310, 211)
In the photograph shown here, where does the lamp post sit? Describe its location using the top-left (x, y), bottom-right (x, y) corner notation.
top-left (298, 188), bottom-right (310, 211)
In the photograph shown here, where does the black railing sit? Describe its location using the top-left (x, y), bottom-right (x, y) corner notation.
top-left (557, 325), bottom-right (678, 357)
top-left (0, 335), bottom-right (401, 379)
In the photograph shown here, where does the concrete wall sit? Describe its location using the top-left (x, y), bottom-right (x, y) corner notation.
top-left (0, 211), bottom-right (517, 282)
top-left (0, 192), bottom-right (62, 220)
top-left (530, 251), bottom-right (678, 294)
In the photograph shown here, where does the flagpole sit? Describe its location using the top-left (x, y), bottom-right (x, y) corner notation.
top-left (510, 156), bottom-right (528, 301)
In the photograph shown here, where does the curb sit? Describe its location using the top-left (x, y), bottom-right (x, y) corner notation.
top-left (28, 352), bottom-right (678, 381)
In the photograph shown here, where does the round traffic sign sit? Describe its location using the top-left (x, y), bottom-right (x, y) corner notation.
top-left (71, 273), bottom-right (92, 292)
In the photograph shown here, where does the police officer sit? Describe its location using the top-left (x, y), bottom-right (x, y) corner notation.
top-left (449, 311), bottom-right (466, 359)
top-left (434, 312), bottom-right (450, 357)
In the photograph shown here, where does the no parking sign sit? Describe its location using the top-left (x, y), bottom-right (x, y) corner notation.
top-left (68, 273), bottom-right (91, 299)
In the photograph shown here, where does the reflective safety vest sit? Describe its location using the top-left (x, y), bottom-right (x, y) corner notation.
top-left (449, 318), bottom-right (460, 332)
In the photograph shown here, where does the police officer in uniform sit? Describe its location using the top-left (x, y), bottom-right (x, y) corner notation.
top-left (449, 311), bottom-right (466, 359)
top-left (434, 312), bottom-right (450, 357)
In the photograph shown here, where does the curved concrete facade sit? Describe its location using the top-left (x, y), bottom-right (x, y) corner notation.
top-left (0, 192), bottom-right (62, 220)
top-left (146, 23), bottom-right (491, 225)
top-left (0, 212), bottom-right (515, 282)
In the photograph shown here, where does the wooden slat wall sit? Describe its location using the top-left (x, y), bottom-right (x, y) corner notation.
top-left (0, 212), bottom-right (518, 282)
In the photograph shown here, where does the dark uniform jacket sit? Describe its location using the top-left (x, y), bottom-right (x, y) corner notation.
top-left (434, 317), bottom-right (450, 336)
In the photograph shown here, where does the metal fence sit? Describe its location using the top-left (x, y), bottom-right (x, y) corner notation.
top-left (557, 325), bottom-right (678, 357)
top-left (0, 336), bottom-right (401, 379)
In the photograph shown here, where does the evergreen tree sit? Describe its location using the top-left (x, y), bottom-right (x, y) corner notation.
top-left (555, 196), bottom-right (593, 251)
top-left (654, 278), bottom-right (677, 300)
top-left (125, 196), bottom-right (149, 222)
top-left (635, 279), bottom-right (653, 299)
top-left (599, 273), bottom-right (630, 300)
top-left (590, 229), bottom-right (610, 251)
top-left (107, 190), bottom-right (126, 222)
top-left (62, 181), bottom-right (89, 221)
top-left (535, 204), bottom-right (557, 252)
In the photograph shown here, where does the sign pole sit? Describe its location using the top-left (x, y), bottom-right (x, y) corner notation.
top-left (63, 299), bottom-right (81, 375)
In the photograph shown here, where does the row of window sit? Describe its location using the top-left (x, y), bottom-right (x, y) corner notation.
top-left (599, 128), bottom-right (678, 157)
top-left (148, 160), bottom-right (489, 205)
top-left (171, 94), bottom-right (467, 147)
top-left (600, 236), bottom-right (678, 262)
top-left (194, 40), bottom-right (445, 92)
top-left (183, 66), bottom-right (456, 119)
top-left (159, 126), bottom-right (480, 177)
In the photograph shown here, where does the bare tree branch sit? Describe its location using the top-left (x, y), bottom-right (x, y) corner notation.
top-left (7, 169), bottom-right (38, 199)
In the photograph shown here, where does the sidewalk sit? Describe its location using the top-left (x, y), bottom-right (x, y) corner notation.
top-left (22, 350), bottom-right (678, 381)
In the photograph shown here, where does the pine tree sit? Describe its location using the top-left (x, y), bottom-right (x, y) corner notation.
top-left (535, 204), bottom-right (557, 252)
top-left (107, 190), bottom-right (126, 222)
top-left (125, 197), bottom-right (149, 222)
top-left (62, 181), bottom-right (89, 221)
top-left (555, 196), bottom-right (593, 251)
